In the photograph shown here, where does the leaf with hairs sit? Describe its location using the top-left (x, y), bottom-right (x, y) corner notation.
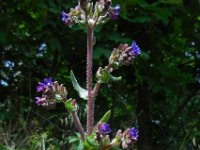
top-left (70, 70), bottom-right (88, 100)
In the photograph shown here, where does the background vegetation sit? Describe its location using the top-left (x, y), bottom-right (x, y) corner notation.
top-left (0, 0), bottom-right (200, 149)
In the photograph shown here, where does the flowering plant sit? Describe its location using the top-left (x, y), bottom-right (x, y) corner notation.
top-left (36, 0), bottom-right (140, 149)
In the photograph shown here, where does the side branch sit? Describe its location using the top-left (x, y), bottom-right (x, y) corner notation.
top-left (71, 112), bottom-right (85, 141)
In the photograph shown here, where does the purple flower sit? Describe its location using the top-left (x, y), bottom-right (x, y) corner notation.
top-left (100, 123), bottom-right (111, 134)
top-left (36, 82), bottom-right (45, 92)
top-left (61, 11), bottom-right (69, 22)
top-left (36, 77), bottom-right (53, 92)
top-left (115, 4), bottom-right (120, 14)
top-left (129, 127), bottom-right (139, 140)
top-left (109, 4), bottom-right (120, 20)
top-left (61, 11), bottom-right (74, 26)
top-left (131, 41), bottom-right (141, 56)
top-left (36, 97), bottom-right (47, 106)
top-left (43, 77), bottom-right (53, 86)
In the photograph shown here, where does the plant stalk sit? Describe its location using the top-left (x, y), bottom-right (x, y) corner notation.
top-left (92, 82), bottom-right (101, 100)
top-left (86, 26), bottom-right (94, 135)
top-left (71, 112), bottom-right (85, 141)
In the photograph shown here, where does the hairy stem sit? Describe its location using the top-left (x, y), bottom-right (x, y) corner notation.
top-left (71, 112), bottom-right (85, 141)
top-left (86, 26), bottom-right (94, 135)
top-left (92, 82), bottom-right (101, 100)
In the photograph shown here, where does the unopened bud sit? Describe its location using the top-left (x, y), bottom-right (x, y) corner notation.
top-left (55, 94), bottom-right (62, 101)
top-left (60, 84), bottom-right (68, 99)
top-left (100, 0), bottom-right (112, 16)
top-left (53, 81), bottom-right (59, 92)
top-left (102, 135), bottom-right (110, 146)
top-left (71, 99), bottom-right (76, 106)
top-left (111, 130), bottom-right (122, 146)
top-left (96, 67), bottom-right (110, 83)
top-left (88, 18), bottom-right (95, 26)
top-left (79, 0), bottom-right (89, 11)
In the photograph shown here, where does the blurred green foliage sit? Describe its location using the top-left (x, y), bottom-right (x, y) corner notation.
top-left (0, 0), bottom-right (200, 149)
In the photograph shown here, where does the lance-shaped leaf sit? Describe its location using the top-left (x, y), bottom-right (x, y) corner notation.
top-left (100, 110), bottom-right (111, 123)
top-left (84, 137), bottom-right (99, 150)
top-left (70, 70), bottom-right (88, 100)
top-left (89, 110), bottom-right (111, 139)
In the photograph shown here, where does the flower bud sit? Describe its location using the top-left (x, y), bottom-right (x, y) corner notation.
top-left (79, 0), bottom-right (89, 11)
top-left (96, 67), bottom-right (110, 83)
top-left (88, 18), bottom-right (95, 27)
top-left (55, 94), bottom-right (62, 101)
top-left (102, 135), bottom-right (110, 146)
top-left (109, 49), bottom-right (120, 68)
top-left (60, 84), bottom-right (68, 99)
top-left (110, 129), bottom-right (122, 147)
top-left (70, 8), bottom-right (81, 21)
top-left (100, 0), bottom-right (112, 16)
top-left (52, 81), bottom-right (59, 92)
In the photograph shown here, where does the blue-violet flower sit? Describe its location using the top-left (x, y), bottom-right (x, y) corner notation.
top-left (61, 11), bottom-right (69, 22)
top-left (131, 41), bottom-right (141, 56)
top-left (129, 127), bottom-right (139, 140)
top-left (100, 123), bottom-right (112, 134)
top-left (109, 4), bottom-right (120, 20)
top-left (36, 77), bottom-right (53, 92)
top-left (43, 77), bottom-right (53, 86)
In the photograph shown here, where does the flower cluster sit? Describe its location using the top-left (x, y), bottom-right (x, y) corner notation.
top-left (109, 41), bottom-right (141, 67)
top-left (93, 122), bottom-right (139, 149)
top-left (61, 6), bottom-right (83, 26)
top-left (36, 77), bottom-right (67, 107)
top-left (94, 123), bottom-right (111, 142)
top-left (110, 127), bottom-right (139, 149)
top-left (121, 127), bottom-right (139, 149)
top-left (61, 0), bottom-right (120, 27)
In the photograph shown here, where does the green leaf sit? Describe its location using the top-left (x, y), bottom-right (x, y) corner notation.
top-left (84, 137), bottom-right (99, 150)
top-left (70, 70), bottom-right (88, 100)
top-left (110, 74), bottom-right (122, 82)
top-left (68, 133), bottom-right (84, 150)
top-left (68, 136), bottom-right (79, 143)
top-left (100, 110), bottom-right (111, 123)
